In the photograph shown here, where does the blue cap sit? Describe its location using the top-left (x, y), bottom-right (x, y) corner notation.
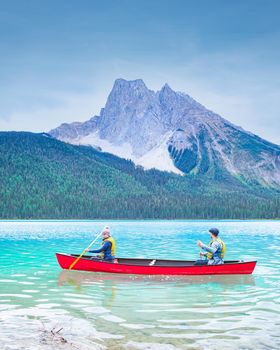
top-left (209, 228), bottom-right (219, 236)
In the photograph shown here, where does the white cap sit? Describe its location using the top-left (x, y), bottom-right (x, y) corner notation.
top-left (102, 226), bottom-right (110, 235)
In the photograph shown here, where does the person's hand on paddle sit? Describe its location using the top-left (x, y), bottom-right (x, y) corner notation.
top-left (197, 240), bottom-right (203, 247)
top-left (68, 229), bottom-right (104, 270)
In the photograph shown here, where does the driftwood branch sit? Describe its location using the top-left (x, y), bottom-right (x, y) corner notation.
top-left (40, 323), bottom-right (82, 349)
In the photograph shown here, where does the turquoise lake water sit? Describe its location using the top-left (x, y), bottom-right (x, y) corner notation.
top-left (0, 220), bottom-right (279, 350)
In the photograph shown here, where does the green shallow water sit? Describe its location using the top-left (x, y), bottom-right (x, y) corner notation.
top-left (0, 220), bottom-right (280, 350)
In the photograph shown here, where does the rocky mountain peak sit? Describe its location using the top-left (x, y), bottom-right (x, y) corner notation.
top-left (104, 78), bottom-right (154, 111)
top-left (112, 78), bottom-right (149, 93)
top-left (49, 78), bottom-right (280, 187)
top-left (160, 83), bottom-right (174, 93)
top-left (158, 83), bottom-right (178, 103)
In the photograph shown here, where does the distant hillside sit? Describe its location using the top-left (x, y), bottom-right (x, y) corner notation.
top-left (0, 132), bottom-right (279, 219)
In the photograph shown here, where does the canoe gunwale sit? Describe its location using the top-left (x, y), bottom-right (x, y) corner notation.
top-left (69, 253), bottom-right (243, 267)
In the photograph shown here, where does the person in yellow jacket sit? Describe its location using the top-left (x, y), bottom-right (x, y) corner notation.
top-left (85, 226), bottom-right (116, 262)
top-left (197, 228), bottom-right (226, 265)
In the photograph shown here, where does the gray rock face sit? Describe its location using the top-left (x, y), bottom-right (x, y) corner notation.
top-left (50, 78), bottom-right (280, 187)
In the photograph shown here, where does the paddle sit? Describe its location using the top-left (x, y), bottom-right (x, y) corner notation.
top-left (68, 230), bottom-right (103, 270)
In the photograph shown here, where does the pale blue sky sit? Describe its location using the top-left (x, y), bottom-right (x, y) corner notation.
top-left (0, 0), bottom-right (279, 144)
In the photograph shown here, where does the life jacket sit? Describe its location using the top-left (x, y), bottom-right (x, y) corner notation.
top-left (207, 238), bottom-right (226, 259)
top-left (100, 236), bottom-right (116, 258)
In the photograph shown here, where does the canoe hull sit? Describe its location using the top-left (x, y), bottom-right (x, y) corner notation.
top-left (56, 253), bottom-right (257, 275)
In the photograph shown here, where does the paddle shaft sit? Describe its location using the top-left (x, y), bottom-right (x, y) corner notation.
top-left (69, 231), bottom-right (102, 270)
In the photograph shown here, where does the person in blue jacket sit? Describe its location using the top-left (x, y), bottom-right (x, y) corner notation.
top-left (85, 227), bottom-right (116, 262)
top-left (196, 228), bottom-right (225, 265)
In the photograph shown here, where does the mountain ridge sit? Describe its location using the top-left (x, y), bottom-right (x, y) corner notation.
top-left (50, 78), bottom-right (280, 187)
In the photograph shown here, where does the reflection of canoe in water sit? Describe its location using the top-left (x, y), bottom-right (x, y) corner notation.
top-left (56, 253), bottom-right (257, 275)
top-left (58, 269), bottom-right (256, 286)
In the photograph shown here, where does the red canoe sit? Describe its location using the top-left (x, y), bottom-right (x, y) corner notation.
top-left (56, 253), bottom-right (257, 275)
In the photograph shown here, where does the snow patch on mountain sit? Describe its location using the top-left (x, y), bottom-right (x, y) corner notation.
top-left (78, 131), bottom-right (134, 160)
top-left (74, 131), bottom-right (181, 173)
top-left (137, 132), bottom-right (182, 174)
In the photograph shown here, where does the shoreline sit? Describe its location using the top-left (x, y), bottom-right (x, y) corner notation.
top-left (0, 218), bottom-right (279, 222)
